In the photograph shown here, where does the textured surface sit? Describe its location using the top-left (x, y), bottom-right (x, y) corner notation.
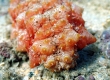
top-left (0, 0), bottom-right (110, 80)
top-left (9, 0), bottom-right (96, 71)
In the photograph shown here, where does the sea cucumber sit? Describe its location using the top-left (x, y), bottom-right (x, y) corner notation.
top-left (9, 0), bottom-right (96, 71)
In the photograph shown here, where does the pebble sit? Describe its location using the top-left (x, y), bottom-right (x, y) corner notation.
top-left (75, 75), bottom-right (85, 80)
top-left (103, 18), bottom-right (110, 29)
top-left (98, 57), bottom-right (108, 67)
top-left (0, 62), bottom-right (5, 67)
top-left (89, 75), bottom-right (95, 80)
top-left (78, 76), bottom-right (85, 80)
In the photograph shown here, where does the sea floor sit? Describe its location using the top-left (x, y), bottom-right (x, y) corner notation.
top-left (0, 0), bottom-right (110, 80)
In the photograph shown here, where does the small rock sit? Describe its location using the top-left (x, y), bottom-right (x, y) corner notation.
top-left (89, 75), bottom-right (95, 80)
top-left (98, 57), bottom-right (108, 67)
top-left (75, 75), bottom-right (85, 80)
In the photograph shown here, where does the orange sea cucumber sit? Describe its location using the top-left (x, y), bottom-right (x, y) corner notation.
top-left (9, 0), bottom-right (96, 71)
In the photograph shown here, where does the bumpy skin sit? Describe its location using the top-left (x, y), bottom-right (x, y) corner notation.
top-left (9, 0), bottom-right (96, 71)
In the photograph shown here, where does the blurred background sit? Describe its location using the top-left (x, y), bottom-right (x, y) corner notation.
top-left (0, 0), bottom-right (9, 16)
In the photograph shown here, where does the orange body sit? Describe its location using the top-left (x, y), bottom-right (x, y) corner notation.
top-left (9, 0), bottom-right (96, 71)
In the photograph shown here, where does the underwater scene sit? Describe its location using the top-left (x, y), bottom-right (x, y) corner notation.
top-left (0, 0), bottom-right (110, 80)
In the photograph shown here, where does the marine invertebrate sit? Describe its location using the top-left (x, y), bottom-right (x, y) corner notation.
top-left (9, 0), bottom-right (96, 71)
